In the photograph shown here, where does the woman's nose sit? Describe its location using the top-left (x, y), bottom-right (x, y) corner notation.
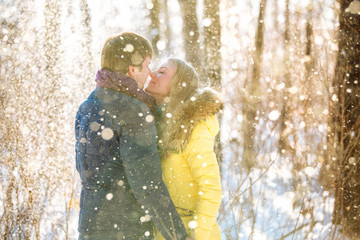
top-left (149, 72), bottom-right (156, 79)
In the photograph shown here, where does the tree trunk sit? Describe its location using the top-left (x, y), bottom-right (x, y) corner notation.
top-left (273, 0), bottom-right (279, 32)
top-left (278, 0), bottom-right (292, 158)
top-left (331, 0), bottom-right (360, 237)
top-left (178, 0), bottom-right (202, 76)
top-left (149, 0), bottom-right (161, 57)
top-left (79, 0), bottom-right (94, 87)
top-left (203, 0), bottom-right (221, 88)
top-left (203, 0), bottom-right (223, 166)
top-left (43, 0), bottom-right (62, 157)
top-left (163, 0), bottom-right (172, 57)
top-left (241, 0), bottom-right (267, 171)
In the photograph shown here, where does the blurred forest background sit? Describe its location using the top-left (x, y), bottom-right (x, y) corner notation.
top-left (1, 0), bottom-right (360, 239)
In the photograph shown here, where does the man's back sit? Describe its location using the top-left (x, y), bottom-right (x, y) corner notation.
top-left (76, 87), bottom-right (158, 238)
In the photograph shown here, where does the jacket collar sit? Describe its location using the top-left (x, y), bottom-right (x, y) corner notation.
top-left (94, 69), bottom-right (157, 115)
top-left (160, 87), bottom-right (223, 153)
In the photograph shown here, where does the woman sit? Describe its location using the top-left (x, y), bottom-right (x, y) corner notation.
top-left (146, 58), bottom-right (223, 240)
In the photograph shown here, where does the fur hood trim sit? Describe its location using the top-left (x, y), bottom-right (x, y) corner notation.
top-left (161, 87), bottom-right (223, 153)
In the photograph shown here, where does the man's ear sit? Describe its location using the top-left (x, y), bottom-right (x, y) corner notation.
top-left (127, 65), bottom-right (136, 78)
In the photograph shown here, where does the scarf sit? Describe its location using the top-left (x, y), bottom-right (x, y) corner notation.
top-left (95, 69), bottom-right (157, 115)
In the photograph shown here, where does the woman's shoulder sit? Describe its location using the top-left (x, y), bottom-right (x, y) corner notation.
top-left (161, 87), bottom-right (223, 152)
top-left (192, 115), bottom-right (219, 138)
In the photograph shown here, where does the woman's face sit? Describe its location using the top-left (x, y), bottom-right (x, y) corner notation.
top-left (146, 60), bottom-right (176, 99)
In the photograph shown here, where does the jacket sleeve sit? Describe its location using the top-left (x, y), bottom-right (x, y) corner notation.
top-left (183, 115), bottom-right (222, 240)
top-left (119, 103), bottom-right (187, 240)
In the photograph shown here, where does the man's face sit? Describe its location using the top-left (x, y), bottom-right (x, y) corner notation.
top-left (130, 56), bottom-right (151, 89)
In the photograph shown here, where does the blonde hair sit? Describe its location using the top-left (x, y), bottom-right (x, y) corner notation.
top-left (158, 58), bottom-right (199, 156)
top-left (165, 58), bottom-right (199, 114)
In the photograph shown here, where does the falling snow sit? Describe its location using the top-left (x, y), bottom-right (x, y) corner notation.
top-left (101, 128), bottom-right (114, 140)
top-left (0, 0), bottom-right (355, 239)
top-left (188, 220), bottom-right (198, 230)
top-left (268, 110), bottom-right (281, 121)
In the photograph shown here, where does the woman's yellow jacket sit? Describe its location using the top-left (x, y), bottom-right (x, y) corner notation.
top-left (156, 88), bottom-right (223, 240)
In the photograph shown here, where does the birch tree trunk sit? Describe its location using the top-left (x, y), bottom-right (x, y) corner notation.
top-left (304, 5), bottom-right (314, 75)
top-left (43, 0), bottom-right (62, 159)
top-left (203, 0), bottom-right (221, 88)
top-left (203, 0), bottom-right (223, 165)
top-left (331, 0), bottom-right (360, 237)
top-left (278, 0), bottom-right (293, 158)
top-left (79, 0), bottom-right (94, 87)
top-left (241, 0), bottom-right (267, 171)
top-left (164, 0), bottom-right (172, 56)
top-left (178, 0), bottom-right (202, 76)
top-left (149, 0), bottom-right (161, 57)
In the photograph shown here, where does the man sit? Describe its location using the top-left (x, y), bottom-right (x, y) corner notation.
top-left (75, 32), bottom-right (188, 240)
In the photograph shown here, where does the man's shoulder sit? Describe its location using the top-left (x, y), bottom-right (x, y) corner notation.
top-left (86, 88), bottom-right (147, 108)
top-left (112, 93), bottom-right (152, 116)
top-left (80, 89), bottom-right (152, 119)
